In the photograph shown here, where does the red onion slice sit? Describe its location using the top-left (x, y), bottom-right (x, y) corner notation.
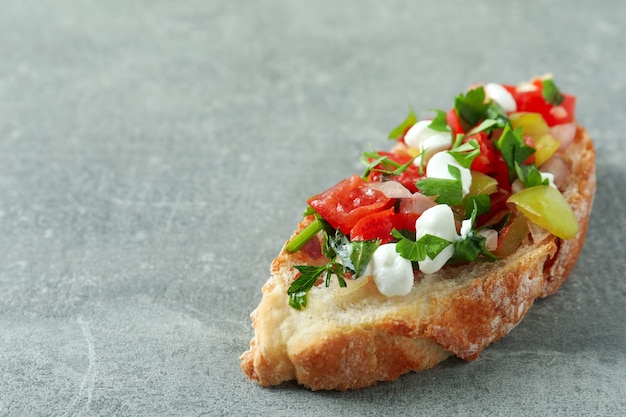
top-left (477, 229), bottom-right (498, 251)
top-left (550, 122), bottom-right (576, 150)
top-left (398, 193), bottom-right (437, 215)
top-left (540, 155), bottom-right (571, 190)
top-left (367, 181), bottom-right (413, 199)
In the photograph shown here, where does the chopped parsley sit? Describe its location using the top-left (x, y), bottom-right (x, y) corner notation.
top-left (495, 124), bottom-right (549, 188)
top-left (515, 162), bottom-right (549, 188)
top-left (496, 125), bottom-right (535, 180)
top-left (451, 201), bottom-right (497, 264)
top-left (415, 164), bottom-right (464, 206)
top-left (288, 229), bottom-right (380, 310)
top-left (361, 149), bottom-right (417, 179)
top-left (454, 87), bottom-right (490, 132)
top-left (451, 232), bottom-right (497, 264)
top-left (542, 78), bottom-right (565, 106)
top-left (449, 137), bottom-right (481, 169)
top-left (464, 194), bottom-right (490, 219)
top-left (392, 229), bottom-right (452, 262)
top-left (427, 109), bottom-right (450, 132)
top-left (455, 86), bottom-right (509, 133)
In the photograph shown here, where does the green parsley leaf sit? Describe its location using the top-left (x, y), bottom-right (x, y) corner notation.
top-left (361, 149), bottom-right (417, 179)
top-left (415, 164), bottom-right (464, 206)
top-left (464, 194), bottom-right (490, 219)
top-left (449, 138), bottom-right (481, 169)
top-left (515, 162), bottom-right (549, 188)
top-left (451, 200), bottom-right (497, 264)
top-left (428, 109), bottom-right (450, 132)
top-left (319, 220), bottom-right (338, 259)
top-left (542, 78), bottom-right (565, 106)
top-left (467, 119), bottom-right (499, 135)
top-left (496, 124), bottom-right (535, 180)
top-left (289, 230), bottom-right (380, 309)
top-left (451, 233), bottom-right (497, 263)
top-left (328, 229), bottom-right (379, 277)
top-left (349, 239), bottom-right (381, 277)
top-left (288, 265), bottom-right (328, 310)
top-left (392, 229), bottom-right (452, 262)
top-left (484, 100), bottom-right (510, 129)
top-left (388, 106), bottom-right (417, 139)
top-left (454, 87), bottom-right (489, 132)
top-left (454, 86), bottom-right (510, 133)
top-left (329, 229), bottom-right (355, 271)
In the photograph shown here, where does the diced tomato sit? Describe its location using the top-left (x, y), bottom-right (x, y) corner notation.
top-left (513, 89), bottom-right (576, 126)
top-left (446, 108), bottom-right (465, 136)
top-left (391, 212), bottom-right (420, 232)
top-left (466, 132), bottom-right (492, 173)
top-left (501, 84), bottom-right (517, 96)
top-left (365, 152), bottom-right (424, 193)
top-left (350, 210), bottom-right (419, 243)
top-left (349, 209), bottom-right (395, 243)
top-left (307, 174), bottom-right (394, 235)
top-left (465, 132), bottom-right (511, 190)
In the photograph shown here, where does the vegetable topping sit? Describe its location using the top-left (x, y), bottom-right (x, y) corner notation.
top-left (286, 75), bottom-right (579, 309)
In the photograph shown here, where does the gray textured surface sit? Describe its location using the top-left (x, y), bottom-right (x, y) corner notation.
top-left (0, 1), bottom-right (625, 416)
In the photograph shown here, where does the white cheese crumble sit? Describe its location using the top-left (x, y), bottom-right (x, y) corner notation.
top-left (414, 204), bottom-right (460, 274)
top-left (403, 120), bottom-right (453, 162)
top-left (426, 151), bottom-right (472, 197)
top-left (484, 83), bottom-right (517, 113)
top-left (366, 243), bottom-right (414, 297)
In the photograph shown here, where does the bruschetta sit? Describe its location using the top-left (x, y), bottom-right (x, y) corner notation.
top-left (241, 75), bottom-right (596, 390)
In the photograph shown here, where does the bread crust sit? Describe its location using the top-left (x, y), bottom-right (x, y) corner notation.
top-left (241, 126), bottom-right (595, 390)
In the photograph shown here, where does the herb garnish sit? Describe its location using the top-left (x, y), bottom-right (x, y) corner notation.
top-left (427, 109), bottom-right (450, 132)
top-left (495, 124), bottom-right (549, 187)
top-left (288, 229), bottom-right (380, 310)
top-left (392, 229), bottom-right (452, 263)
top-left (450, 202), bottom-right (497, 263)
top-left (361, 149), bottom-right (417, 179)
top-left (454, 86), bottom-right (509, 133)
top-left (542, 78), bottom-right (564, 106)
top-left (496, 125), bottom-right (535, 179)
top-left (454, 87), bottom-right (489, 132)
top-left (449, 137), bottom-right (481, 169)
top-left (415, 164), bottom-right (464, 206)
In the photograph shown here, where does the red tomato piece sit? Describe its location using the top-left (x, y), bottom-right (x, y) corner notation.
top-left (501, 84), bottom-right (517, 96)
top-left (350, 210), bottom-right (419, 243)
top-left (513, 89), bottom-right (576, 126)
top-left (350, 209), bottom-right (396, 243)
top-left (446, 108), bottom-right (465, 136)
top-left (307, 174), bottom-right (394, 235)
top-left (390, 212), bottom-right (420, 232)
top-left (467, 132), bottom-right (493, 174)
top-left (465, 132), bottom-right (511, 190)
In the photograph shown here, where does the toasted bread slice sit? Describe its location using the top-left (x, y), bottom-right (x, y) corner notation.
top-left (241, 125), bottom-right (595, 391)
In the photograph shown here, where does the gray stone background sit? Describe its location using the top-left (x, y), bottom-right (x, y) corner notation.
top-left (1, 0), bottom-right (624, 416)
